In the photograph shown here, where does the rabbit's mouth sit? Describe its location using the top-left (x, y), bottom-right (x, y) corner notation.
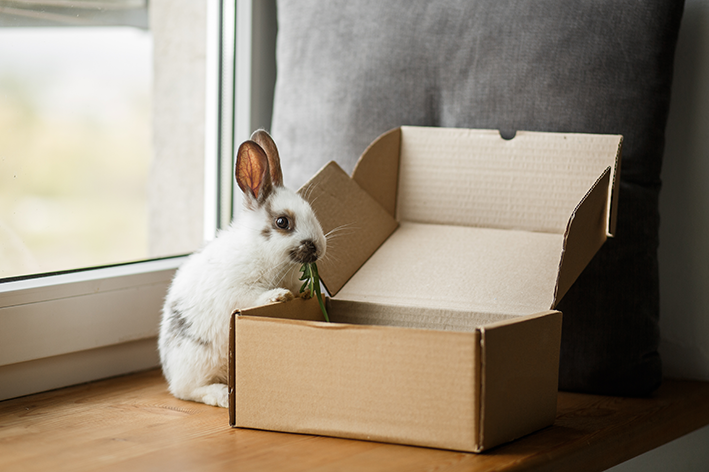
top-left (290, 240), bottom-right (320, 264)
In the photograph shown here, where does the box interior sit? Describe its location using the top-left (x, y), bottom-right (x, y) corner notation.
top-left (328, 298), bottom-right (516, 333)
top-left (335, 222), bottom-right (564, 316)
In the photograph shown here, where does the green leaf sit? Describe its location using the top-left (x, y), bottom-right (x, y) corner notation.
top-left (299, 264), bottom-right (310, 281)
top-left (299, 261), bottom-right (330, 323)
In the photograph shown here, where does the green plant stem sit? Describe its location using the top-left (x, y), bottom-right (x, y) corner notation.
top-left (299, 262), bottom-right (330, 322)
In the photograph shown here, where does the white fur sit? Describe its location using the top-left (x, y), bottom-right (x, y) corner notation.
top-left (158, 164), bottom-right (325, 408)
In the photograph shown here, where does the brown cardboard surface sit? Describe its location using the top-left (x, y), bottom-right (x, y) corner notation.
top-left (228, 297), bottom-right (326, 426)
top-left (555, 167), bottom-right (613, 303)
top-left (234, 313), bottom-right (481, 451)
top-left (479, 311), bottom-right (563, 451)
top-left (302, 127), bottom-right (621, 310)
top-left (336, 222), bottom-right (564, 315)
top-left (351, 127), bottom-right (401, 217)
top-left (328, 298), bottom-right (515, 332)
top-left (299, 161), bottom-right (398, 295)
top-left (396, 127), bottom-right (621, 234)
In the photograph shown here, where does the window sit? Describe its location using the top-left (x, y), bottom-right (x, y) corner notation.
top-left (0, 17), bottom-right (152, 279)
top-left (0, 0), bottom-right (278, 401)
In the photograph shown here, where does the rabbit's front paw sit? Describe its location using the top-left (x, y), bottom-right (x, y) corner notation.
top-left (271, 288), bottom-right (294, 303)
top-left (256, 288), bottom-right (294, 305)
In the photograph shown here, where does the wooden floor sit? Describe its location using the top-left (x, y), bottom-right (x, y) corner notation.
top-left (2, 369), bottom-right (709, 472)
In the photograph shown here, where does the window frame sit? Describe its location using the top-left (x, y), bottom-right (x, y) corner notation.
top-left (0, 258), bottom-right (183, 400)
top-left (0, 0), bottom-right (277, 401)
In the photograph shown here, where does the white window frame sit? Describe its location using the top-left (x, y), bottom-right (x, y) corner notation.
top-left (0, 0), bottom-right (277, 401)
top-left (0, 258), bottom-right (183, 400)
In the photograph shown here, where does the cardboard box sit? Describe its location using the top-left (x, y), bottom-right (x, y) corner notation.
top-left (228, 126), bottom-right (622, 452)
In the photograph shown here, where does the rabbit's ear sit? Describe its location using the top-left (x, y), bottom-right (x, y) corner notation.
top-left (236, 140), bottom-right (272, 203)
top-left (250, 129), bottom-right (283, 187)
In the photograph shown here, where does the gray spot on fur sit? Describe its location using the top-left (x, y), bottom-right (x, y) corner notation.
top-left (167, 303), bottom-right (211, 348)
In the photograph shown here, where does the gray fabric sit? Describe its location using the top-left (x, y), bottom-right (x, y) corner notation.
top-left (272, 0), bottom-right (685, 395)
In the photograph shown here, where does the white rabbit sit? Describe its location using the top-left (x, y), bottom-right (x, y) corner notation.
top-left (158, 130), bottom-right (326, 408)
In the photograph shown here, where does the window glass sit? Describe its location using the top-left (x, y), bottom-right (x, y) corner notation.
top-left (0, 6), bottom-right (152, 279)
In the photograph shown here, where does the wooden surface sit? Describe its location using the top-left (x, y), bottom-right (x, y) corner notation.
top-left (1, 369), bottom-right (709, 472)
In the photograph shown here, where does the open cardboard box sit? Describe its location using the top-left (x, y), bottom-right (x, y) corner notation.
top-left (228, 126), bottom-right (622, 452)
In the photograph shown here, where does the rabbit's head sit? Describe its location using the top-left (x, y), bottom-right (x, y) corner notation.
top-left (235, 130), bottom-right (326, 267)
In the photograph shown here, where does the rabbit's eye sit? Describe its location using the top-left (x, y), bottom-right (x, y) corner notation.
top-left (275, 216), bottom-right (290, 230)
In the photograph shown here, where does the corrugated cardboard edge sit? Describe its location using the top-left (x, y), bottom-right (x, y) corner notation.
top-left (228, 310), bottom-right (236, 426)
top-left (351, 127), bottom-right (401, 218)
top-left (608, 137), bottom-right (623, 237)
top-left (477, 310), bottom-right (563, 451)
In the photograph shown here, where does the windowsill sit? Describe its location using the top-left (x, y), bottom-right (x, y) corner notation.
top-left (1, 370), bottom-right (708, 471)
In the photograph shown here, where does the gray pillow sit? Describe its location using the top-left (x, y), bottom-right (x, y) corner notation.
top-left (272, 0), bottom-right (685, 395)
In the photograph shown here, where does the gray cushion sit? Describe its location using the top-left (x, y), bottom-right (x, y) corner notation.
top-left (272, 0), bottom-right (685, 395)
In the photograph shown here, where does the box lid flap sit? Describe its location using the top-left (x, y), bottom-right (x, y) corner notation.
top-left (351, 127), bottom-right (401, 218)
top-left (554, 166), bottom-right (613, 303)
top-left (396, 126), bottom-right (621, 236)
top-left (299, 162), bottom-right (398, 296)
top-left (300, 127), bottom-right (621, 312)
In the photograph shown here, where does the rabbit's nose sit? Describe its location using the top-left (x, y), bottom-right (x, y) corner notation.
top-left (290, 239), bottom-right (319, 264)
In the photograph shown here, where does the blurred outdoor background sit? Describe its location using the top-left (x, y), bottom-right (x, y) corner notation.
top-left (0, 2), bottom-right (152, 279)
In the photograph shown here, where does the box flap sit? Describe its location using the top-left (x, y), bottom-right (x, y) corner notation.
top-left (554, 167), bottom-right (613, 304)
top-left (351, 127), bottom-right (401, 218)
top-left (396, 127), bottom-right (621, 235)
top-left (299, 162), bottom-right (398, 296)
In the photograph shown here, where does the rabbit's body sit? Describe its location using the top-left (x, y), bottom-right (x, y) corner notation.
top-left (158, 131), bottom-right (325, 408)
